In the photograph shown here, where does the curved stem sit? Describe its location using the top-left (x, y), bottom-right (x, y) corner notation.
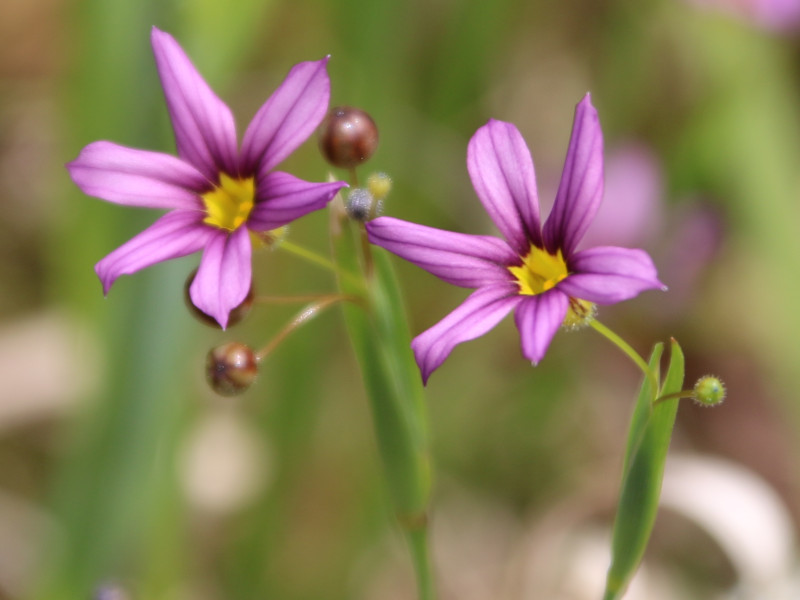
top-left (255, 294), bottom-right (363, 361)
top-left (589, 319), bottom-right (660, 399)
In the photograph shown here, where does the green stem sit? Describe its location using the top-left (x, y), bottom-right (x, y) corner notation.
top-left (278, 239), bottom-right (339, 272)
top-left (255, 294), bottom-right (362, 361)
top-left (653, 390), bottom-right (695, 405)
top-left (278, 239), bottom-right (363, 289)
top-left (406, 524), bottom-right (435, 600)
top-left (589, 319), bottom-right (659, 399)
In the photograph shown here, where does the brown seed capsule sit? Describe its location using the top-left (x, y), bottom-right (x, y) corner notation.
top-left (206, 342), bottom-right (258, 396)
top-left (319, 106), bottom-right (379, 169)
top-left (184, 269), bottom-right (254, 328)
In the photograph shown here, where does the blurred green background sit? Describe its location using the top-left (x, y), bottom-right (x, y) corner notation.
top-left (1, 0), bottom-right (800, 598)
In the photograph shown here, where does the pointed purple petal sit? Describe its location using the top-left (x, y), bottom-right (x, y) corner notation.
top-left (467, 119), bottom-right (542, 255)
top-left (247, 171), bottom-right (346, 231)
top-left (189, 226), bottom-right (252, 329)
top-left (366, 216), bottom-right (517, 288)
top-left (543, 94), bottom-right (604, 257)
top-left (240, 58), bottom-right (330, 174)
top-left (95, 210), bottom-right (211, 294)
top-left (67, 141), bottom-right (209, 210)
top-left (411, 284), bottom-right (521, 384)
top-left (513, 290), bottom-right (570, 365)
top-left (557, 246), bottom-right (666, 304)
top-left (151, 27), bottom-right (238, 179)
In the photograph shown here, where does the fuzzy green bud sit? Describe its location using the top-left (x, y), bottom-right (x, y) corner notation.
top-left (692, 375), bottom-right (726, 407)
top-left (366, 172), bottom-right (392, 201)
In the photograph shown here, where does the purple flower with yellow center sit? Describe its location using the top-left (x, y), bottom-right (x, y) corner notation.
top-left (366, 94), bottom-right (665, 383)
top-left (67, 27), bottom-right (346, 328)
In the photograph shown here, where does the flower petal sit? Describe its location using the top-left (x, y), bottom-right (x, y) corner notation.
top-left (513, 290), bottom-right (570, 365)
top-left (240, 58), bottom-right (330, 174)
top-left (189, 226), bottom-right (252, 329)
top-left (366, 216), bottom-right (517, 288)
top-left (557, 246), bottom-right (666, 303)
top-left (247, 171), bottom-right (346, 231)
top-left (467, 119), bottom-right (542, 254)
top-left (95, 210), bottom-right (211, 294)
top-left (151, 27), bottom-right (239, 179)
top-left (411, 285), bottom-right (521, 384)
top-left (67, 141), bottom-right (209, 210)
top-left (543, 94), bottom-right (604, 257)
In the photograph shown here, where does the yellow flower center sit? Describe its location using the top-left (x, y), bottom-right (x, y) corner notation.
top-left (508, 244), bottom-right (569, 296)
top-left (202, 174), bottom-right (256, 231)
top-left (509, 245), bottom-right (597, 330)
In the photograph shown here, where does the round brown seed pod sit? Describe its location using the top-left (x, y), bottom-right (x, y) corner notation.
top-left (185, 269), bottom-right (254, 329)
top-left (206, 342), bottom-right (258, 396)
top-left (319, 106), bottom-right (379, 168)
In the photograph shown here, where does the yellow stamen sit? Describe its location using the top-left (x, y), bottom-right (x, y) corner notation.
top-left (508, 244), bottom-right (569, 296)
top-left (202, 174), bottom-right (255, 231)
top-left (509, 244), bottom-right (596, 329)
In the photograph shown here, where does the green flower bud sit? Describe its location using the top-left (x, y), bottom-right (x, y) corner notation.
top-left (319, 107), bottom-right (379, 169)
top-left (206, 342), bottom-right (258, 396)
top-left (692, 375), bottom-right (726, 407)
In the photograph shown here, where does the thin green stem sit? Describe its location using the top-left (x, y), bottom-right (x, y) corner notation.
top-left (406, 523), bottom-right (436, 600)
top-left (278, 239), bottom-right (338, 272)
top-left (589, 319), bottom-right (660, 399)
top-left (653, 390), bottom-right (695, 405)
top-left (278, 240), bottom-right (363, 290)
top-left (255, 294), bottom-right (362, 361)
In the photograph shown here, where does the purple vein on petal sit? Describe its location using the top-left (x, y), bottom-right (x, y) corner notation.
top-left (543, 94), bottom-right (604, 257)
top-left (366, 217), bottom-right (517, 288)
top-left (557, 246), bottom-right (666, 303)
top-left (248, 171), bottom-right (346, 231)
top-left (95, 210), bottom-right (211, 294)
top-left (241, 58), bottom-right (331, 175)
top-left (67, 141), bottom-right (209, 210)
top-left (513, 290), bottom-right (569, 365)
top-left (151, 27), bottom-right (239, 180)
top-left (411, 284), bottom-right (521, 384)
top-left (189, 226), bottom-right (252, 329)
top-left (467, 119), bottom-right (542, 255)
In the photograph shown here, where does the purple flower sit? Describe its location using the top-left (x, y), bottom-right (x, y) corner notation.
top-left (366, 95), bottom-right (665, 383)
top-left (67, 27), bottom-right (346, 328)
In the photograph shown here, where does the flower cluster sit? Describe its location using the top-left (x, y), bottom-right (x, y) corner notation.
top-left (67, 29), bottom-right (666, 386)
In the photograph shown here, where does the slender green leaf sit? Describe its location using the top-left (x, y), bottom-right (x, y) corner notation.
top-left (331, 214), bottom-right (430, 519)
top-left (604, 339), bottom-right (685, 600)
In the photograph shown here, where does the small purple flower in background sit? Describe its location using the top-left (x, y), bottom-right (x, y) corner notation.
top-left (367, 95), bottom-right (665, 383)
top-left (578, 142), bottom-right (664, 250)
top-left (687, 0), bottom-right (800, 32)
top-left (67, 27), bottom-right (346, 328)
